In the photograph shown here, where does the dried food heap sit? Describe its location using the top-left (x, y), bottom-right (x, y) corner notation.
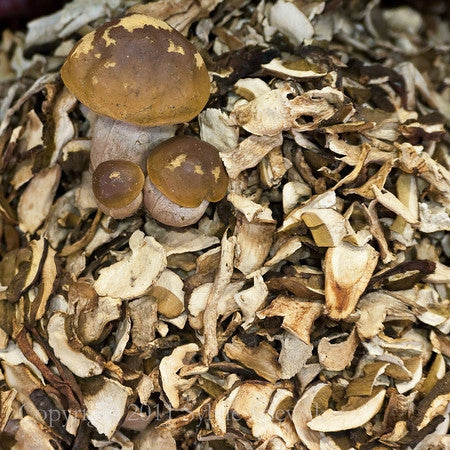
top-left (0, 0), bottom-right (449, 449)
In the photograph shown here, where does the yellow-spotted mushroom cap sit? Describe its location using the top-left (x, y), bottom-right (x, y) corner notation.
top-left (60, 14), bottom-right (210, 126)
top-left (146, 136), bottom-right (229, 208)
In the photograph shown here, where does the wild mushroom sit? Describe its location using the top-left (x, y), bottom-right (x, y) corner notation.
top-left (91, 160), bottom-right (145, 219)
top-left (60, 14), bottom-right (211, 170)
top-left (144, 135), bottom-right (229, 227)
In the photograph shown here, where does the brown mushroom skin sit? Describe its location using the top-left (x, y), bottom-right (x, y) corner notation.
top-left (147, 136), bottom-right (229, 208)
top-left (143, 177), bottom-right (208, 227)
top-left (60, 14), bottom-right (210, 126)
top-left (92, 160), bottom-right (145, 218)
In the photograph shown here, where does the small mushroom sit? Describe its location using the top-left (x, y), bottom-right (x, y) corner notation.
top-left (144, 136), bottom-right (229, 227)
top-left (60, 14), bottom-right (210, 169)
top-left (92, 160), bottom-right (145, 219)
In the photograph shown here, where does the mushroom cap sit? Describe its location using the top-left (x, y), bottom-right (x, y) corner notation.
top-left (146, 136), bottom-right (229, 208)
top-left (60, 14), bottom-right (210, 126)
top-left (92, 159), bottom-right (145, 209)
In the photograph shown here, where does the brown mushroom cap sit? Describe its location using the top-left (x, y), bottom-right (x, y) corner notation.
top-left (60, 14), bottom-right (210, 126)
top-left (92, 160), bottom-right (145, 209)
top-left (146, 136), bottom-right (229, 208)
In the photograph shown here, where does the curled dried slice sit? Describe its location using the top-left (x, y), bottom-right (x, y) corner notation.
top-left (307, 389), bottom-right (386, 432)
top-left (318, 328), bottom-right (359, 371)
top-left (292, 383), bottom-right (331, 450)
top-left (160, 343), bottom-right (199, 409)
top-left (261, 57), bottom-right (327, 79)
top-left (302, 209), bottom-right (348, 247)
top-left (224, 336), bottom-right (281, 383)
top-left (18, 165), bottom-right (62, 234)
top-left (234, 213), bottom-right (276, 275)
top-left (150, 269), bottom-right (185, 318)
top-left (211, 382), bottom-right (298, 446)
top-left (258, 295), bottom-right (323, 344)
top-left (93, 230), bottom-right (166, 299)
top-left (47, 312), bottom-right (103, 378)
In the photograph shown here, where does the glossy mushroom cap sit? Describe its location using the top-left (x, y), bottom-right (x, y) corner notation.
top-left (60, 14), bottom-right (210, 126)
top-left (146, 136), bottom-right (229, 208)
top-left (92, 160), bottom-right (145, 218)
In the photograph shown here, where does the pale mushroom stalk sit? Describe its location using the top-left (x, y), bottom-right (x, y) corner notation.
top-left (90, 116), bottom-right (176, 171)
top-left (143, 177), bottom-right (209, 227)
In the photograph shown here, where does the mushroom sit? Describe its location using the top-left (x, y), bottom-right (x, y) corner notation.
top-left (143, 135), bottom-right (229, 227)
top-left (60, 14), bottom-right (211, 170)
top-left (91, 159), bottom-right (145, 219)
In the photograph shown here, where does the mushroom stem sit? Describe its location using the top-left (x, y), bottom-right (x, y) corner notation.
top-left (90, 115), bottom-right (176, 171)
top-left (96, 192), bottom-right (143, 220)
top-left (143, 178), bottom-right (209, 227)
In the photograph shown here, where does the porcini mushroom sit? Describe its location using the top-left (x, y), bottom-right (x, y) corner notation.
top-left (60, 14), bottom-right (211, 170)
top-left (92, 160), bottom-right (145, 219)
top-left (144, 136), bottom-right (229, 227)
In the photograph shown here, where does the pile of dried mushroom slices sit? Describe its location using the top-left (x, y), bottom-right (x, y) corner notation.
top-left (0, 0), bottom-right (449, 448)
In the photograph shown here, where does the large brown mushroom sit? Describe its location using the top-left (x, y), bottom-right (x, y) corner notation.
top-left (60, 13), bottom-right (211, 170)
top-left (144, 136), bottom-right (229, 227)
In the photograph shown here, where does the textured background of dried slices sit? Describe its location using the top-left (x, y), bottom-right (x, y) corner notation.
top-left (0, 0), bottom-right (449, 448)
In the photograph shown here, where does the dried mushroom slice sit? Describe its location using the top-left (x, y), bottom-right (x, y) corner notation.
top-left (18, 165), bottom-right (61, 235)
top-left (159, 343), bottom-right (199, 409)
top-left (12, 416), bottom-right (58, 450)
top-left (269, 0), bottom-right (314, 46)
top-left (346, 361), bottom-right (390, 397)
top-left (409, 372), bottom-right (450, 431)
top-left (223, 336), bottom-right (281, 383)
top-left (308, 388), bottom-right (386, 432)
top-left (211, 382), bottom-right (298, 446)
top-left (292, 383), bottom-right (332, 450)
top-left (261, 57), bottom-right (328, 79)
top-left (233, 273), bottom-right (268, 329)
top-left (355, 291), bottom-right (414, 340)
top-left (80, 376), bottom-right (132, 438)
top-left (47, 312), bottom-right (103, 378)
top-left (0, 389), bottom-right (16, 432)
top-left (278, 332), bottom-right (313, 379)
top-left (220, 134), bottom-right (283, 179)
top-left (318, 328), bottom-right (359, 371)
top-left (93, 230), bottom-right (166, 299)
top-left (149, 269), bottom-right (185, 319)
top-left (234, 212), bottom-right (276, 275)
top-left (128, 296), bottom-right (158, 352)
top-left (302, 208), bottom-right (348, 247)
top-left (258, 295), bottom-right (323, 344)
top-left (324, 242), bottom-right (379, 319)
top-left (75, 296), bottom-right (122, 345)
